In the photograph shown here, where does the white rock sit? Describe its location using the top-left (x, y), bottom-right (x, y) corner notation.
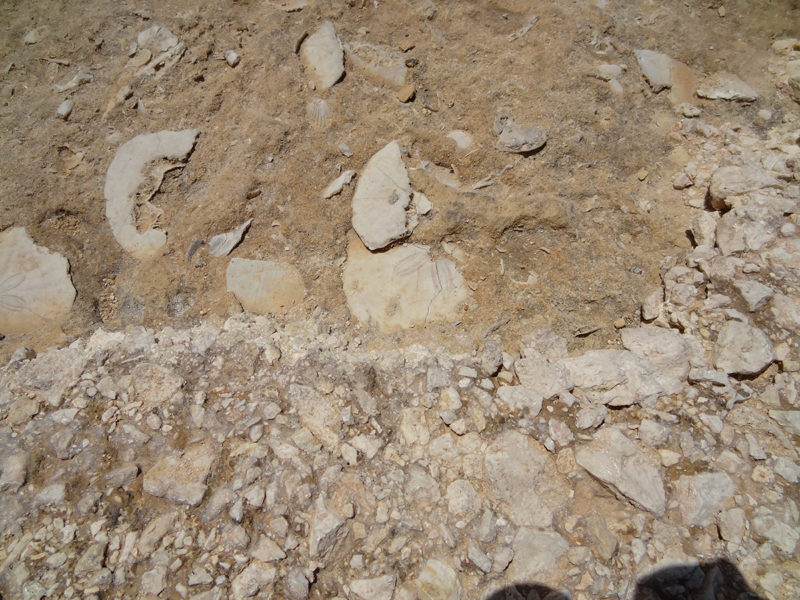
top-left (251, 535), bottom-right (286, 562)
top-left (143, 443), bottom-right (217, 506)
top-left (343, 239), bottom-right (468, 332)
top-left (674, 473), bottom-right (735, 526)
top-left (323, 170), bottom-right (357, 199)
top-left (414, 559), bottom-right (460, 600)
top-left (224, 50), bottom-right (240, 67)
top-left (445, 480), bottom-right (480, 520)
top-left (345, 42), bottom-right (408, 89)
top-left (484, 430), bottom-right (568, 527)
top-left (467, 540), bottom-right (492, 573)
top-left (634, 49), bottom-right (673, 92)
top-left (300, 21), bottom-right (344, 89)
top-left (496, 120), bottom-right (548, 154)
top-left (0, 452), bottom-right (28, 492)
top-left (560, 349), bottom-right (681, 407)
top-left (308, 495), bottom-right (347, 558)
top-left (769, 410), bottom-right (800, 436)
top-left (414, 193), bottom-right (433, 215)
top-left (634, 49), bottom-right (695, 102)
top-left (226, 258), bottom-right (305, 315)
top-left (351, 141), bottom-right (414, 251)
top-left (446, 130), bottom-right (473, 149)
top-left (575, 427), bottom-right (666, 515)
top-left (575, 404), bottom-right (607, 430)
top-left (141, 566), bottom-right (167, 596)
top-left (696, 72), bottom-right (758, 101)
top-left (208, 219), bottom-right (252, 257)
top-left (733, 279), bottom-right (774, 312)
top-left (287, 384), bottom-right (341, 451)
top-left (752, 508), bottom-right (799, 554)
top-left (774, 457), bottom-right (800, 483)
top-left (104, 130), bottom-right (199, 257)
top-left (507, 528), bottom-right (569, 586)
top-left (690, 212), bottom-right (718, 247)
top-left (713, 321), bottom-right (775, 376)
top-left (399, 408), bottom-right (430, 446)
top-left (495, 385), bottom-right (542, 416)
top-left (231, 562), bottom-right (276, 598)
top-left (620, 326), bottom-right (692, 381)
top-left (132, 362), bottom-right (184, 411)
top-left (515, 353), bottom-right (573, 399)
top-left (0, 228), bottom-right (76, 335)
top-left (708, 165), bottom-right (780, 209)
top-left (349, 574), bottom-right (396, 600)
top-left (717, 508), bottom-right (746, 544)
top-left (56, 99), bottom-right (74, 119)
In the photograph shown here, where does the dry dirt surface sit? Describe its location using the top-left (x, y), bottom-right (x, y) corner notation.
top-left (2, 1), bottom-right (800, 600)
top-left (0, 0), bottom-right (794, 357)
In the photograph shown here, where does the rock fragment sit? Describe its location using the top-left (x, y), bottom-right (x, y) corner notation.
top-left (351, 141), bottom-right (414, 251)
top-left (323, 170), bottom-right (357, 199)
top-left (507, 529), bottom-right (569, 586)
top-left (349, 575), bottom-right (396, 600)
top-left (208, 219), bottom-right (252, 257)
top-left (231, 562), bottom-right (276, 598)
top-left (713, 321), bottom-right (775, 376)
top-left (575, 427), bottom-right (666, 515)
top-left (300, 21), bottom-right (344, 89)
top-left (674, 473), bottom-right (735, 526)
top-left (346, 42), bottom-right (409, 89)
top-left (484, 430), bottom-right (568, 527)
top-left (0, 227), bottom-right (76, 335)
top-left (143, 443), bottom-right (217, 506)
top-left (414, 559), bottom-right (460, 600)
top-left (342, 238), bottom-right (468, 332)
top-left (696, 72), bottom-right (758, 101)
top-left (226, 258), bottom-right (305, 314)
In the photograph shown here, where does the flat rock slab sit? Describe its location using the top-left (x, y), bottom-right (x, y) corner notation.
top-left (697, 72), bottom-right (758, 101)
top-left (0, 227), bottom-right (76, 335)
top-left (575, 426), bottom-right (666, 516)
top-left (104, 129), bottom-right (199, 258)
top-left (620, 326), bottom-right (692, 381)
top-left (484, 430), bottom-right (568, 527)
top-left (713, 320), bottom-right (775, 376)
top-left (508, 528), bottom-right (569, 587)
top-left (351, 141), bottom-right (414, 251)
top-left (342, 238), bottom-right (468, 332)
top-left (143, 443), bottom-right (217, 506)
top-left (300, 21), bottom-right (344, 90)
top-left (226, 258), bottom-right (305, 315)
top-left (560, 349), bottom-right (681, 406)
top-left (708, 165), bottom-right (781, 209)
top-left (674, 472), bottom-right (735, 526)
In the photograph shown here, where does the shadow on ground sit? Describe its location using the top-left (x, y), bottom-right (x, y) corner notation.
top-left (484, 557), bottom-right (762, 600)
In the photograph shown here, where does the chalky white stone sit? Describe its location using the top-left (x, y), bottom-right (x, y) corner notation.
top-left (0, 227), bottom-right (76, 335)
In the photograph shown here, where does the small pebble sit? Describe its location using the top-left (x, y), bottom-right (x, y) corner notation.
top-left (224, 50), bottom-right (240, 67)
top-left (57, 99), bottom-right (74, 120)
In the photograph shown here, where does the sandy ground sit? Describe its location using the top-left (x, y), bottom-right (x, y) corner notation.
top-left (0, 0), bottom-right (798, 360)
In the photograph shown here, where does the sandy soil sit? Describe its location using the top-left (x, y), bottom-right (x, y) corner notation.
top-left (1, 0), bottom-right (798, 360)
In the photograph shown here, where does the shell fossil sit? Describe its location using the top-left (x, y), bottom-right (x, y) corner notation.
top-left (307, 98), bottom-right (330, 128)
